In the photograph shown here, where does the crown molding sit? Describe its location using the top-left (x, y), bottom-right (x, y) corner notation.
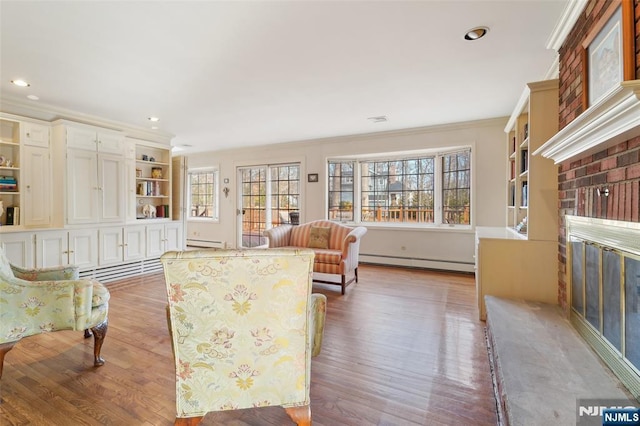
top-left (0, 95), bottom-right (174, 145)
top-left (534, 80), bottom-right (640, 163)
top-left (546, 0), bottom-right (589, 50)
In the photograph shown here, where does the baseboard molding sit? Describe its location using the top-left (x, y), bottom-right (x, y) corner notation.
top-left (359, 253), bottom-right (474, 273)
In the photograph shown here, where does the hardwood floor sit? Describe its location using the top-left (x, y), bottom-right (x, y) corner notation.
top-left (0, 265), bottom-right (497, 425)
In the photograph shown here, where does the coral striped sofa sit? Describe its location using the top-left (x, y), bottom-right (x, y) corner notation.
top-left (263, 220), bottom-right (367, 294)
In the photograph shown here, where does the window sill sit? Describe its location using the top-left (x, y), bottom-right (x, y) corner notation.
top-left (187, 217), bottom-right (219, 223)
top-left (340, 222), bottom-right (474, 233)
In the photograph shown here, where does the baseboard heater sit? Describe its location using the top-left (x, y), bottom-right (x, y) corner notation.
top-left (186, 239), bottom-right (227, 249)
top-left (359, 253), bottom-right (474, 273)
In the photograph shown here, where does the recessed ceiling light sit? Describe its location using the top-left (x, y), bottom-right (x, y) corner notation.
top-left (464, 26), bottom-right (489, 41)
top-left (11, 79), bottom-right (30, 87)
top-left (368, 116), bottom-right (388, 123)
top-left (148, 116), bottom-right (160, 122)
top-left (27, 95), bottom-right (39, 101)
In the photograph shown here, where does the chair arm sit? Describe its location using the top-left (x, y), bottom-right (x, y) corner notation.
top-left (263, 224), bottom-right (293, 247)
top-left (340, 226), bottom-right (367, 258)
top-left (309, 293), bottom-right (327, 357)
top-left (11, 264), bottom-right (80, 281)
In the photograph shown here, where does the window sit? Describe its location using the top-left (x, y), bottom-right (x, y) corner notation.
top-left (327, 148), bottom-right (471, 226)
top-left (189, 168), bottom-right (218, 220)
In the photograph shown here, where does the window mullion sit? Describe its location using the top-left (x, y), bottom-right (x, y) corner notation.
top-left (434, 155), bottom-right (443, 225)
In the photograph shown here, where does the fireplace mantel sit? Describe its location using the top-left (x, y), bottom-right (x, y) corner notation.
top-left (534, 80), bottom-right (640, 164)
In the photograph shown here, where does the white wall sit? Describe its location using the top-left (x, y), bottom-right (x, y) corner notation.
top-left (186, 117), bottom-right (507, 272)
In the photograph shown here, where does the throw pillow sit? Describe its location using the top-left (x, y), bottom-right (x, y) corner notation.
top-left (308, 226), bottom-right (331, 249)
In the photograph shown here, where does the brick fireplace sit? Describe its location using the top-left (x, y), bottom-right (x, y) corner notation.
top-left (555, 0), bottom-right (640, 311)
top-left (534, 0), bottom-right (640, 400)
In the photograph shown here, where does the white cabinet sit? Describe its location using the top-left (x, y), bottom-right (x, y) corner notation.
top-left (23, 145), bottom-right (51, 227)
top-left (99, 225), bottom-right (146, 266)
top-left (146, 222), bottom-right (183, 257)
top-left (21, 122), bottom-right (49, 148)
top-left (66, 126), bottom-right (124, 154)
top-left (124, 225), bottom-right (146, 261)
top-left (0, 232), bottom-right (34, 268)
top-left (36, 229), bottom-right (98, 269)
top-left (56, 121), bottom-right (126, 225)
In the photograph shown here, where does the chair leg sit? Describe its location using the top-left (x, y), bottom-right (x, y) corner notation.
top-left (175, 417), bottom-right (203, 425)
top-left (285, 405), bottom-right (311, 426)
top-left (0, 342), bottom-right (16, 379)
top-left (355, 267), bottom-right (359, 283)
top-left (341, 275), bottom-right (346, 295)
top-left (90, 319), bottom-right (108, 366)
top-left (84, 329), bottom-right (92, 338)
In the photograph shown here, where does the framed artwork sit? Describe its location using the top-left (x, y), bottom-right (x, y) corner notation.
top-left (582, 1), bottom-right (635, 107)
top-left (307, 173), bottom-right (319, 183)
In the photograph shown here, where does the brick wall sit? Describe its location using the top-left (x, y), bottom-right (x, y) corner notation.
top-left (556, 0), bottom-right (640, 310)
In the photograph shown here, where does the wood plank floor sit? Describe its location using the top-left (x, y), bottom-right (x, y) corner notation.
top-left (0, 265), bottom-right (498, 425)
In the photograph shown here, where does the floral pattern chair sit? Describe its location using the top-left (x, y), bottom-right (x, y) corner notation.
top-left (161, 248), bottom-right (327, 426)
top-left (0, 246), bottom-right (109, 378)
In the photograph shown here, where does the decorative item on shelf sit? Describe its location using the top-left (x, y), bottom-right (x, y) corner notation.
top-left (149, 157), bottom-right (155, 162)
top-left (141, 154), bottom-right (149, 161)
top-left (515, 216), bottom-right (527, 234)
top-left (0, 156), bottom-right (4, 166)
top-left (142, 204), bottom-right (156, 218)
top-left (136, 168), bottom-right (142, 178)
top-left (523, 123), bottom-right (529, 140)
top-left (151, 167), bottom-right (162, 179)
top-left (137, 182), bottom-right (145, 195)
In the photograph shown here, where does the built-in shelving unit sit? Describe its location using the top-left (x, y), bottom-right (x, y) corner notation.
top-left (475, 79), bottom-right (560, 320)
top-left (0, 119), bottom-right (21, 227)
top-left (135, 141), bottom-right (171, 220)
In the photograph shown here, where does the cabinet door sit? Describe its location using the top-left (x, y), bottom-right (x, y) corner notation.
top-left (146, 224), bottom-right (165, 257)
top-left (97, 132), bottom-right (125, 155)
top-left (36, 231), bottom-right (68, 268)
top-left (67, 149), bottom-right (99, 224)
top-left (23, 145), bottom-right (51, 227)
top-left (99, 227), bottom-right (123, 266)
top-left (0, 232), bottom-right (34, 268)
top-left (98, 153), bottom-right (125, 223)
top-left (164, 222), bottom-right (182, 251)
top-left (124, 225), bottom-right (146, 261)
top-left (69, 229), bottom-right (98, 269)
top-left (22, 122), bottom-right (49, 148)
top-left (66, 126), bottom-right (97, 151)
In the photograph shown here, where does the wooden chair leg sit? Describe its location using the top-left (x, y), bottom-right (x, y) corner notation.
top-left (175, 416), bottom-right (203, 425)
top-left (341, 275), bottom-right (346, 295)
top-left (355, 267), bottom-right (359, 283)
top-left (84, 329), bottom-right (92, 338)
top-left (0, 341), bottom-right (16, 379)
top-left (90, 319), bottom-right (108, 366)
top-left (285, 405), bottom-right (311, 426)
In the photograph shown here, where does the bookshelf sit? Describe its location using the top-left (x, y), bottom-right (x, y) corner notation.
top-left (134, 141), bottom-right (171, 220)
top-left (0, 119), bottom-right (21, 227)
top-left (476, 79), bottom-right (560, 320)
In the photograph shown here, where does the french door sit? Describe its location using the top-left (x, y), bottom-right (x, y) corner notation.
top-left (237, 163), bottom-right (300, 248)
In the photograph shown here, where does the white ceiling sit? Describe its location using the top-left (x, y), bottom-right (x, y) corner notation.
top-left (0, 1), bottom-right (568, 153)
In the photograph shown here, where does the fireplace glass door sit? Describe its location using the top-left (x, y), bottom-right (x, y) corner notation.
top-left (570, 239), bottom-right (640, 374)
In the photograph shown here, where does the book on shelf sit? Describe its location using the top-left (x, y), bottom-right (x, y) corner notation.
top-left (0, 176), bottom-right (17, 191)
top-left (5, 206), bottom-right (19, 225)
top-left (521, 183), bottom-right (528, 207)
top-left (520, 149), bottom-right (528, 173)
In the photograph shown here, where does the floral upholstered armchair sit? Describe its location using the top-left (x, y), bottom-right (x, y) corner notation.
top-left (0, 246), bottom-right (109, 378)
top-left (161, 248), bottom-right (327, 426)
